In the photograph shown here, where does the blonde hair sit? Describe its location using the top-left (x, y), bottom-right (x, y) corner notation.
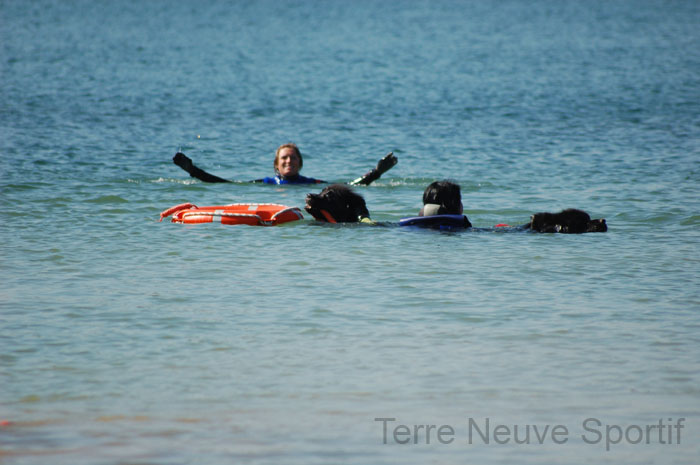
top-left (274, 143), bottom-right (303, 173)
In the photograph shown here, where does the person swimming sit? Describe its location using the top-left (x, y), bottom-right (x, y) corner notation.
top-left (173, 143), bottom-right (397, 186)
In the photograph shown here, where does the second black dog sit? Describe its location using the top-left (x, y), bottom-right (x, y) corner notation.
top-left (525, 208), bottom-right (607, 233)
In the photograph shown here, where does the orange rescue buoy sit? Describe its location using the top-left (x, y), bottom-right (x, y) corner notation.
top-left (159, 203), bottom-right (304, 226)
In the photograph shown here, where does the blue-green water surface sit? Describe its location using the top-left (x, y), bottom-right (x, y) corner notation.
top-left (1, 0), bottom-right (699, 463)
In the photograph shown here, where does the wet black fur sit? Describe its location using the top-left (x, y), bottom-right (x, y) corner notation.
top-left (304, 184), bottom-right (370, 223)
top-left (525, 208), bottom-right (607, 233)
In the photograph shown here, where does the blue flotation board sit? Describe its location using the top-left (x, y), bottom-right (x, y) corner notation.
top-left (399, 215), bottom-right (472, 230)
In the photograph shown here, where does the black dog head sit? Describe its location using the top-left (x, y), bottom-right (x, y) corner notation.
top-left (304, 184), bottom-right (370, 223)
top-left (529, 208), bottom-right (607, 233)
top-left (585, 218), bottom-right (607, 233)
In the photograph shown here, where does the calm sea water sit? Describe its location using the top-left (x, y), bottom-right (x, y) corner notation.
top-left (1, 0), bottom-right (699, 463)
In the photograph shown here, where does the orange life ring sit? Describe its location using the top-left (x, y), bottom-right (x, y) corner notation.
top-left (159, 203), bottom-right (304, 226)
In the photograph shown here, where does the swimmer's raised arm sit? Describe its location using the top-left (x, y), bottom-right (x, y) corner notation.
top-left (349, 152), bottom-right (398, 186)
top-left (172, 148), bottom-right (397, 185)
top-left (173, 152), bottom-right (231, 183)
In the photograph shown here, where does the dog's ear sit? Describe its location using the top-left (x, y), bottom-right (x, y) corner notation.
top-left (354, 198), bottom-right (370, 221)
top-left (344, 190), bottom-right (370, 222)
top-left (337, 185), bottom-right (370, 222)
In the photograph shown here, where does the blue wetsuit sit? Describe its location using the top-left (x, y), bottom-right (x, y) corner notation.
top-left (258, 174), bottom-right (324, 185)
top-left (173, 151), bottom-right (396, 186)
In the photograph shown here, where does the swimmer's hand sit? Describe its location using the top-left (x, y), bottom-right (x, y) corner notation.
top-left (173, 152), bottom-right (194, 171)
top-left (350, 152), bottom-right (397, 186)
top-left (376, 152), bottom-right (398, 175)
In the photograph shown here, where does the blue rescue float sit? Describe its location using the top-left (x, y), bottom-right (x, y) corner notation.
top-left (398, 215), bottom-right (472, 230)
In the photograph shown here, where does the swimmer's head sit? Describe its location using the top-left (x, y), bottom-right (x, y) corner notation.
top-left (274, 143), bottom-right (303, 177)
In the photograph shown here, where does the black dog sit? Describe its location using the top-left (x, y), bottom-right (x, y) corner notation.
top-left (525, 208), bottom-right (607, 233)
top-left (305, 184), bottom-right (371, 223)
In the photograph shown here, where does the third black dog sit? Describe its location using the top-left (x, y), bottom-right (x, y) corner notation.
top-left (525, 208), bottom-right (607, 233)
top-left (304, 184), bottom-right (371, 223)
